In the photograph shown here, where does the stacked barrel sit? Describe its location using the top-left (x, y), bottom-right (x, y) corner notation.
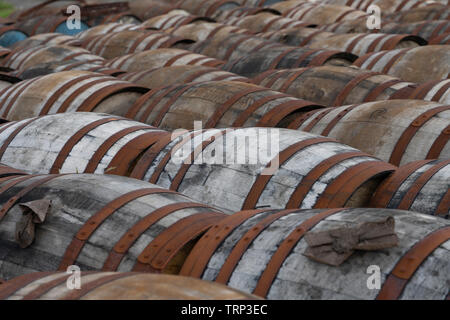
top-left (0, 0), bottom-right (448, 300)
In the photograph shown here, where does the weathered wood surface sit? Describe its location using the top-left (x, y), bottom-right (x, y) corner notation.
top-left (383, 4), bottom-right (450, 23)
top-left (141, 11), bottom-right (214, 30)
top-left (11, 33), bottom-right (82, 51)
top-left (223, 46), bottom-right (357, 78)
top-left (292, 100), bottom-right (450, 166)
top-left (75, 23), bottom-right (141, 40)
top-left (252, 66), bottom-right (414, 106)
top-left (168, 22), bottom-right (249, 43)
top-left (181, 208), bottom-right (450, 300)
top-left (81, 30), bottom-right (195, 60)
top-left (1, 45), bottom-right (104, 72)
top-left (0, 173), bottom-right (225, 280)
top-left (322, 0), bottom-right (431, 15)
top-left (0, 71), bottom-right (148, 121)
top-left (119, 65), bottom-right (249, 89)
top-left (127, 80), bottom-right (323, 130)
top-left (393, 79), bottom-right (450, 104)
top-left (105, 49), bottom-right (225, 72)
top-left (371, 159), bottom-right (450, 218)
top-left (1, 272), bottom-right (258, 300)
top-left (0, 113), bottom-right (165, 176)
top-left (128, 0), bottom-right (176, 21)
top-left (353, 45), bottom-right (450, 83)
top-left (177, 0), bottom-right (241, 17)
top-left (131, 127), bottom-right (395, 212)
top-left (381, 20), bottom-right (450, 42)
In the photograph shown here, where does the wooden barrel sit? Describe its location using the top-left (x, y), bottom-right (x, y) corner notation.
top-left (392, 79), bottom-right (450, 104)
top-left (104, 49), bottom-right (225, 73)
top-left (384, 4), bottom-right (449, 23)
top-left (14, 15), bottom-right (90, 37)
top-left (371, 160), bottom-right (449, 218)
top-left (0, 72), bottom-right (20, 92)
top-left (382, 20), bottom-right (450, 42)
top-left (212, 6), bottom-right (281, 20)
top-left (128, 127), bottom-right (395, 212)
top-left (223, 47), bottom-right (357, 78)
top-left (353, 45), bottom-right (450, 83)
top-left (220, 11), bottom-right (313, 34)
top-left (290, 100), bottom-right (450, 166)
top-left (0, 71), bottom-right (148, 121)
top-left (429, 33), bottom-right (450, 45)
top-left (118, 65), bottom-right (249, 88)
top-left (307, 33), bottom-right (426, 56)
top-left (167, 22), bottom-right (250, 42)
top-left (252, 66), bottom-right (414, 106)
top-left (259, 27), bottom-right (333, 45)
top-left (273, 2), bottom-right (367, 25)
top-left (0, 272), bottom-right (257, 300)
top-left (190, 33), bottom-right (286, 61)
top-left (0, 113), bottom-right (166, 176)
top-left (88, 12), bottom-right (142, 27)
top-left (0, 26), bottom-right (28, 48)
top-left (75, 23), bottom-right (141, 40)
top-left (128, 0), bottom-right (176, 21)
top-left (180, 207), bottom-right (450, 299)
top-left (126, 80), bottom-right (323, 130)
top-left (81, 30), bottom-right (195, 60)
top-left (0, 171), bottom-right (225, 280)
top-left (141, 11), bottom-right (215, 30)
top-left (10, 60), bottom-right (125, 80)
top-left (0, 163), bottom-right (26, 178)
top-left (320, 15), bottom-right (374, 34)
top-left (1, 45), bottom-right (104, 72)
top-left (239, 0), bottom-right (284, 7)
top-left (0, 46), bottom-right (10, 61)
top-left (9, 1), bottom-right (81, 20)
top-left (176, 0), bottom-right (241, 17)
top-left (11, 33), bottom-right (81, 50)
top-left (322, 0), bottom-right (430, 14)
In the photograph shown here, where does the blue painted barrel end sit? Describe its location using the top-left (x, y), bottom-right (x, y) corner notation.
top-left (0, 30), bottom-right (28, 47)
top-left (55, 21), bottom-right (90, 36)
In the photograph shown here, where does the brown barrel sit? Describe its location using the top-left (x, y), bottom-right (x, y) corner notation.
top-left (180, 207), bottom-right (450, 299)
top-left (167, 22), bottom-right (250, 42)
top-left (75, 23), bottom-right (141, 40)
top-left (382, 20), bottom-right (450, 42)
top-left (104, 48), bottom-right (225, 72)
top-left (10, 60), bottom-right (125, 80)
top-left (259, 27), bottom-right (335, 46)
top-left (272, 1), bottom-right (367, 25)
top-left (141, 11), bottom-right (215, 30)
top-left (81, 30), bottom-right (195, 60)
top-left (128, 0), bottom-right (176, 21)
top-left (14, 15), bottom-right (90, 36)
top-left (393, 79), bottom-right (450, 104)
top-left (128, 127), bottom-right (395, 212)
top-left (353, 45), bottom-right (450, 83)
top-left (223, 46), bottom-right (357, 78)
top-left (371, 159), bottom-right (449, 218)
top-left (11, 33), bottom-right (81, 51)
top-left (212, 6), bottom-right (281, 20)
top-left (252, 66), bottom-right (414, 106)
top-left (320, 15), bottom-right (374, 34)
top-left (88, 11), bottom-right (142, 27)
top-left (127, 80), bottom-right (323, 130)
top-left (9, 1), bottom-right (80, 20)
top-left (0, 170), bottom-right (225, 280)
top-left (118, 65), bottom-right (250, 88)
top-left (429, 33), bottom-right (450, 45)
top-left (1, 45), bottom-right (104, 72)
top-left (0, 71), bottom-right (148, 120)
top-left (0, 72), bottom-right (21, 92)
top-left (176, 0), bottom-right (241, 17)
top-left (307, 33), bottom-right (426, 56)
top-left (0, 272), bottom-right (258, 300)
top-left (322, 0), bottom-right (430, 14)
top-left (0, 162), bottom-right (26, 178)
top-left (384, 3), bottom-right (449, 23)
top-left (290, 100), bottom-right (450, 166)
top-left (190, 32), bottom-right (287, 61)
top-left (219, 11), bottom-right (314, 34)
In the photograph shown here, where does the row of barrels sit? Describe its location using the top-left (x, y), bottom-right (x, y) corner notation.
top-left (0, 112), bottom-right (447, 217)
top-left (0, 69), bottom-right (448, 164)
top-left (0, 163), bottom-right (447, 299)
